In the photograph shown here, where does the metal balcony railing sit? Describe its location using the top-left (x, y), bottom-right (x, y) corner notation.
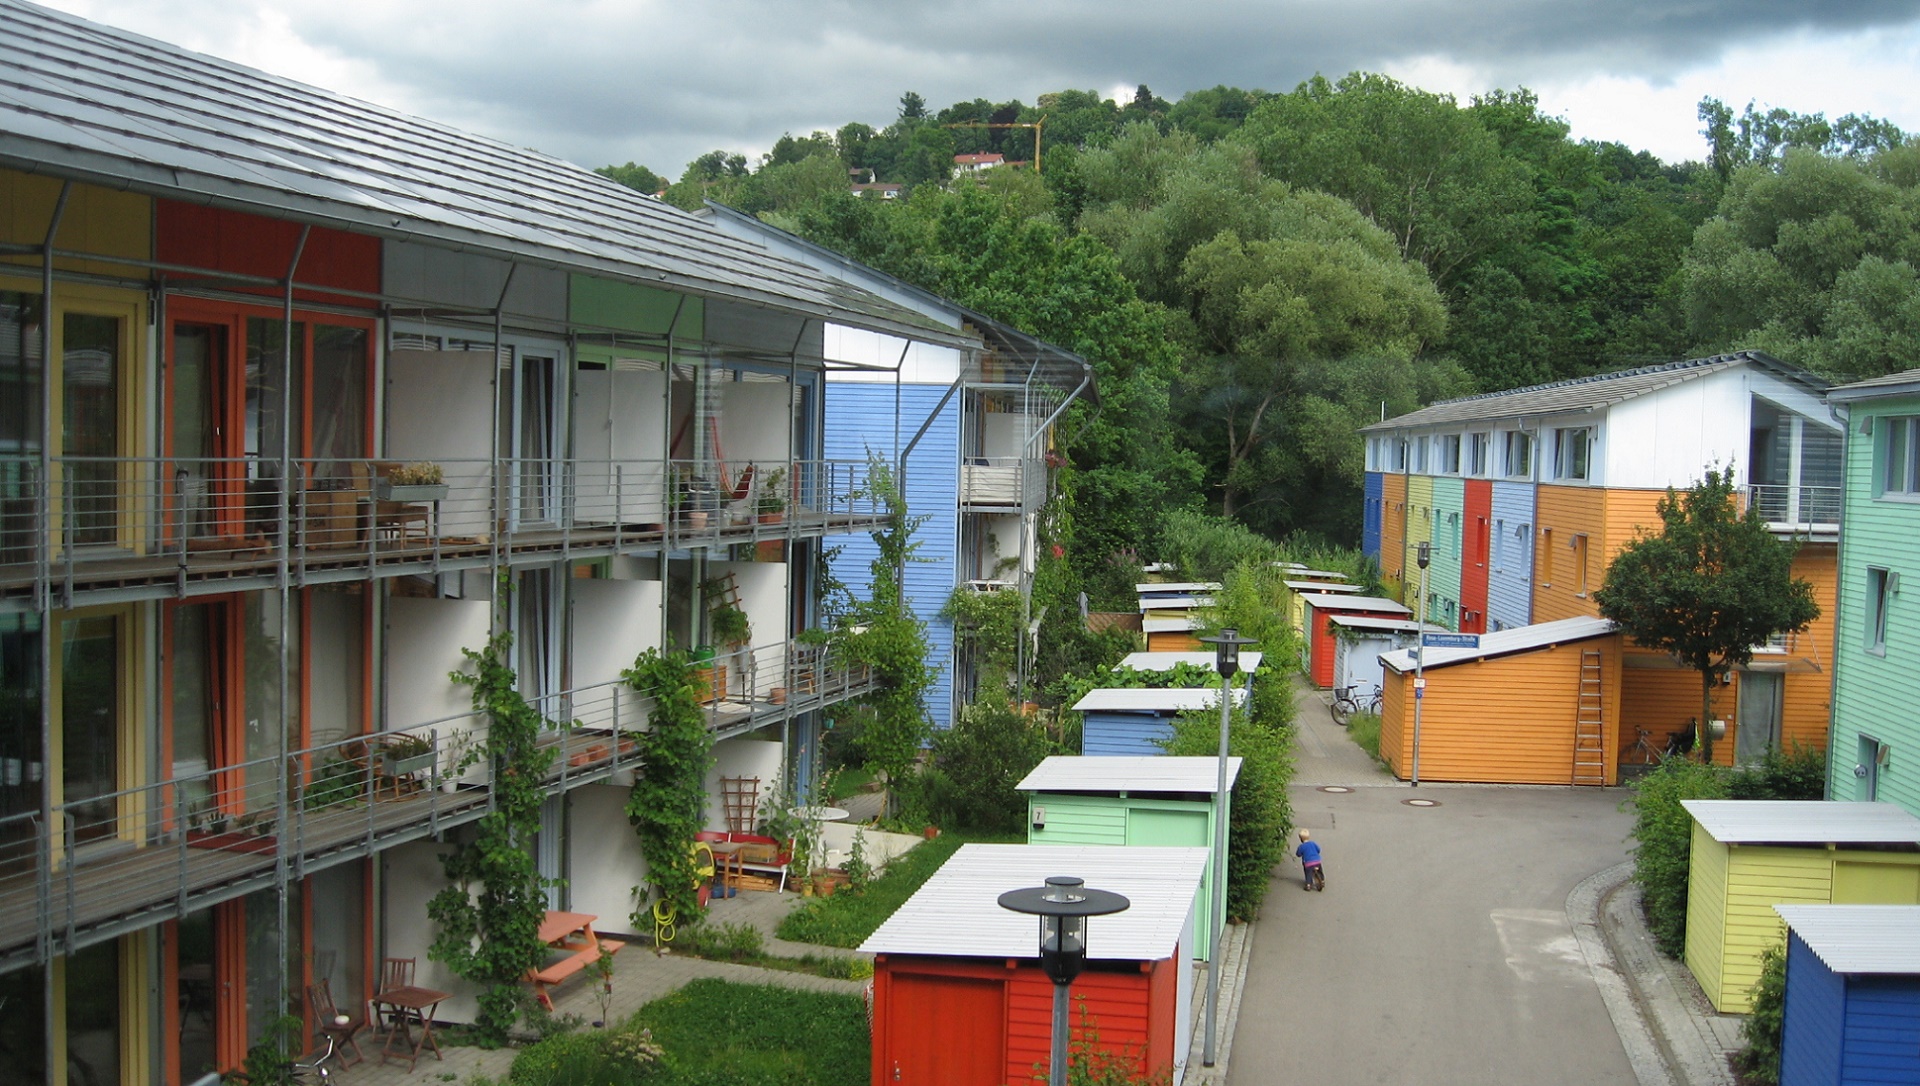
top-left (0, 455), bottom-right (892, 606)
top-left (960, 457), bottom-right (1026, 507)
top-left (1745, 484), bottom-right (1842, 528)
top-left (0, 635), bottom-right (876, 971)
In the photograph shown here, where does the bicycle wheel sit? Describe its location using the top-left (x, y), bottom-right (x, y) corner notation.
top-left (1366, 692), bottom-right (1383, 714)
top-left (1332, 698), bottom-right (1352, 725)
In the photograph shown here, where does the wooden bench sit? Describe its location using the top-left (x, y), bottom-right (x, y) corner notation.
top-left (528, 938), bottom-right (624, 1011)
top-left (722, 833), bottom-right (793, 892)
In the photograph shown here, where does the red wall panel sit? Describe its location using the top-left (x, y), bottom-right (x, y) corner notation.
top-left (157, 201), bottom-right (380, 305)
top-left (1461, 479), bottom-right (1492, 633)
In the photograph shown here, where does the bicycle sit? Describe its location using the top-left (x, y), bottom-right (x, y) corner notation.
top-left (1331, 684), bottom-right (1382, 725)
top-left (1621, 725), bottom-right (1661, 766)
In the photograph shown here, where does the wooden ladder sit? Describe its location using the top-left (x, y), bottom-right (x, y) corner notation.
top-left (1572, 648), bottom-right (1608, 786)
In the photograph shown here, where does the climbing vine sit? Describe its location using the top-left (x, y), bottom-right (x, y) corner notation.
top-left (427, 630), bottom-right (557, 1046)
top-left (622, 648), bottom-right (714, 928)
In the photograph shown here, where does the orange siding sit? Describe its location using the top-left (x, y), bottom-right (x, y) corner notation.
top-left (1379, 635), bottom-right (1624, 784)
top-left (1778, 544), bottom-right (1837, 755)
top-left (1534, 486), bottom-right (1607, 621)
top-left (1381, 474), bottom-right (1408, 591)
top-left (1600, 489), bottom-right (1667, 567)
top-left (1618, 652), bottom-right (1723, 759)
top-left (1146, 631), bottom-right (1202, 652)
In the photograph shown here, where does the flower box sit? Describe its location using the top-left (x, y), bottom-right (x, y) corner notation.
top-left (375, 481), bottom-right (448, 503)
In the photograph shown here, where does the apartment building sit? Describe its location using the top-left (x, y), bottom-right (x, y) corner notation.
top-left (700, 203), bottom-right (1091, 728)
top-left (0, 2), bottom-right (977, 1081)
top-left (1361, 352), bottom-right (1841, 772)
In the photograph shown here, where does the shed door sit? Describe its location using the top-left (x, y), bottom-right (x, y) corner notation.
top-left (886, 973), bottom-right (1004, 1086)
top-left (1127, 809), bottom-right (1208, 848)
top-left (1833, 862), bottom-right (1920, 904)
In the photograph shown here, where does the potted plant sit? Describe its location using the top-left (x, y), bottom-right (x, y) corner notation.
top-left (709, 603), bottom-right (751, 648)
top-left (376, 462), bottom-right (448, 503)
top-left (755, 466), bottom-right (787, 525)
top-left (380, 733), bottom-right (435, 777)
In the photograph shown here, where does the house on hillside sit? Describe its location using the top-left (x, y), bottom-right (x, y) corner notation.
top-left (1825, 370), bottom-right (1920, 815)
top-left (953, 152), bottom-right (1007, 173)
top-left (1361, 351), bottom-right (1841, 770)
top-left (0, 1), bottom-right (982, 1077)
top-left (700, 202), bottom-right (1092, 731)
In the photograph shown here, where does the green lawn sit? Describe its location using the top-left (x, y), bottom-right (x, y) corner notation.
top-left (776, 831), bottom-right (967, 948)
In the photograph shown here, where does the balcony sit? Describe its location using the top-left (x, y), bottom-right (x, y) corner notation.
top-left (0, 637), bottom-right (876, 971)
top-left (1745, 484), bottom-right (1842, 536)
top-left (0, 456), bottom-right (891, 609)
top-left (960, 457), bottom-right (1042, 510)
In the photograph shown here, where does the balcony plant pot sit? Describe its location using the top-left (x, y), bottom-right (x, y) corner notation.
top-left (381, 750), bottom-right (436, 777)
top-left (374, 481), bottom-right (449, 503)
top-left (769, 686), bottom-right (787, 706)
top-left (684, 510), bottom-right (709, 530)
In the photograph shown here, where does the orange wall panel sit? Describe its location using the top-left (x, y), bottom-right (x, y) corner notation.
top-left (1534, 486), bottom-right (1607, 622)
top-left (1380, 668), bottom-right (1411, 775)
top-left (1381, 474), bottom-right (1408, 588)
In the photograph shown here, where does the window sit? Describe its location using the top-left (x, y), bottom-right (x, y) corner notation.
top-left (1438, 434), bottom-right (1461, 474)
top-left (1413, 436), bottom-right (1429, 473)
top-left (1468, 433), bottom-right (1489, 476)
top-left (1553, 427), bottom-right (1592, 481)
top-left (1541, 528), bottom-right (1554, 586)
top-left (1392, 439), bottom-right (1408, 471)
top-left (1867, 566), bottom-right (1892, 654)
top-left (1365, 438), bottom-right (1379, 472)
top-left (1505, 432), bottom-right (1532, 478)
top-left (1493, 518), bottom-right (1505, 572)
top-left (1879, 416), bottom-right (1920, 496)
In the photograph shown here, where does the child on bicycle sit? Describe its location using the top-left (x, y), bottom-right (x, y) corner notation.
top-left (1295, 829), bottom-right (1325, 891)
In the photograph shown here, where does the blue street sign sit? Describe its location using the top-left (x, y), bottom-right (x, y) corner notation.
top-left (1422, 633), bottom-right (1480, 649)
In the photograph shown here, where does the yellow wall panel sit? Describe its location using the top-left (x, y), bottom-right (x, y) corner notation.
top-left (1685, 823), bottom-right (1728, 1006)
top-left (0, 168), bottom-right (151, 278)
top-left (1712, 846), bottom-right (1838, 1012)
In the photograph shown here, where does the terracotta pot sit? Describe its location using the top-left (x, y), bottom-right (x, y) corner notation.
top-left (923, 826), bottom-right (940, 840)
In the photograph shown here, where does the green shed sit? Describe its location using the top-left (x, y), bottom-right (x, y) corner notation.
top-left (1016, 755), bottom-right (1241, 962)
top-left (1682, 800), bottom-right (1920, 1012)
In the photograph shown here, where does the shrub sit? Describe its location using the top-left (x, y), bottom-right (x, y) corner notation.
top-left (680, 921), bottom-right (764, 962)
top-left (508, 1027), bottom-right (664, 1086)
top-left (1728, 743), bottom-right (1826, 800)
top-left (1162, 706), bottom-right (1293, 920)
top-left (1735, 942), bottom-right (1787, 1085)
top-left (925, 701), bottom-right (1060, 834)
top-left (1629, 758), bottom-right (1729, 957)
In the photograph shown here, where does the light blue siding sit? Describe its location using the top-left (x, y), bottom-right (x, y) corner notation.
top-left (1363, 472), bottom-right (1383, 559)
top-left (1487, 481), bottom-right (1535, 632)
top-left (1082, 712), bottom-right (1176, 756)
top-left (824, 382), bottom-right (959, 728)
top-left (1783, 932), bottom-right (1846, 1086)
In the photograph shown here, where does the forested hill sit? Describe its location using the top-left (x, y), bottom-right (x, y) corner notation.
top-left (597, 75), bottom-right (1917, 584)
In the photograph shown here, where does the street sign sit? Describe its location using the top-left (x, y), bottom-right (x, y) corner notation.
top-left (1412, 677), bottom-right (1426, 690)
top-left (1422, 633), bottom-right (1480, 649)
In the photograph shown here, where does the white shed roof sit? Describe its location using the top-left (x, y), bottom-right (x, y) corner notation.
top-left (1072, 688), bottom-right (1248, 713)
top-left (1118, 652), bottom-right (1266, 674)
top-left (1381, 616), bottom-right (1616, 673)
top-left (1327, 615), bottom-right (1422, 634)
top-left (1136, 582), bottom-right (1220, 595)
top-left (1775, 905), bottom-right (1920, 973)
top-left (860, 844), bottom-right (1208, 960)
top-left (1143, 615), bottom-right (1200, 633)
top-left (1138, 596), bottom-right (1214, 612)
top-left (1285, 580), bottom-right (1359, 593)
top-left (1682, 800), bottom-right (1920, 845)
top-left (1300, 594), bottom-right (1412, 615)
top-left (1016, 755), bottom-right (1242, 794)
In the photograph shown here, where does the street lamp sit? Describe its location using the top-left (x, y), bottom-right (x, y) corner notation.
top-left (999, 876), bottom-right (1131, 1086)
top-left (1195, 627), bottom-right (1256, 1067)
top-left (1412, 541), bottom-right (1431, 787)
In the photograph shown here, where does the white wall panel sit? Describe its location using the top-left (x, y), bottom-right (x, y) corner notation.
top-left (705, 738), bottom-right (783, 832)
top-left (384, 597), bottom-right (490, 784)
top-left (387, 349), bottom-right (496, 539)
top-left (566, 785), bottom-right (648, 935)
top-left (573, 369), bottom-right (668, 523)
top-left (824, 326), bottom-right (963, 385)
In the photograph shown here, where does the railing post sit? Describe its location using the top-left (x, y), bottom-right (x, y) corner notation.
top-left (613, 464), bottom-right (623, 552)
top-left (175, 783), bottom-right (190, 917)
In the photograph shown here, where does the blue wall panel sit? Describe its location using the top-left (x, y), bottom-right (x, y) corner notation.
top-left (1841, 976), bottom-right (1920, 1085)
top-left (824, 382), bottom-right (959, 728)
top-left (1783, 932), bottom-right (1846, 1086)
top-left (1082, 713), bottom-right (1175, 756)
top-left (1487, 480), bottom-right (1536, 632)
top-left (1363, 473), bottom-right (1383, 560)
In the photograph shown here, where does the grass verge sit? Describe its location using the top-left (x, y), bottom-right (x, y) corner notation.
top-left (1346, 711), bottom-right (1383, 764)
top-left (776, 831), bottom-right (967, 948)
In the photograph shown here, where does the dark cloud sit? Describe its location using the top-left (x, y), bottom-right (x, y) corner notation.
top-left (45, 0), bottom-right (1920, 173)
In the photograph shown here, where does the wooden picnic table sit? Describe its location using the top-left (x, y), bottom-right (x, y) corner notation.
top-left (528, 910), bottom-right (625, 1011)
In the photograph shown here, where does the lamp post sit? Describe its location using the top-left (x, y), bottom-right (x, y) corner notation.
top-left (999, 876), bottom-right (1131, 1086)
top-left (1195, 627), bottom-right (1255, 1067)
top-left (1412, 541), bottom-right (1431, 787)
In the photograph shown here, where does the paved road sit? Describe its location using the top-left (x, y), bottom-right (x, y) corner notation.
top-left (1227, 687), bottom-right (1638, 1086)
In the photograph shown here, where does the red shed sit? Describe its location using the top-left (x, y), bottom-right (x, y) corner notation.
top-left (1302, 594), bottom-right (1413, 688)
top-left (862, 844), bottom-right (1208, 1086)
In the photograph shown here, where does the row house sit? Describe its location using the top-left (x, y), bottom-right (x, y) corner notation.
top-left (0, 2), bottom-right (980, 1083)
top-left (701, 203), bottom-right (1090, 729)
top-left (1361, 352), bottom-right (1841, 772)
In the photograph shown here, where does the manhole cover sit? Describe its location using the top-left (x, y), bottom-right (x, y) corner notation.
top-left (1402, 798), bottom-right (1441, 808)
top-left (1318, 786), bottom-right (1353, 794)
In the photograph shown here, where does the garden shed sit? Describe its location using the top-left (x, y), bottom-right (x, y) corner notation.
top-left (1774, 904), bottom-right (1920, 1086)
top-left (1143, 614), bottom-right (1203, 651)
top-left (1375, 617), bottom-right (1622, 785)
top-left (1117, 651), bottom-right (1266, 677)
top-left (1326, 614), bottom-right (1420, 699)
top-left (1301, 594), bottom-right (1413, 688)
top-left (1016, 755), bottom-right (1241, 962)
top-left (1284, 579), bottom-right (1359, 635)
top-left (1683, 800), bottom-right (1920, 1013)
top-left (862, 844), bottom-right (1208, 1086)
top-left (1073, 687), bottom-right (1248, 756)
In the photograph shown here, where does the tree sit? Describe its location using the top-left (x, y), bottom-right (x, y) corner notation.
top-left (1595, 468), bottom-right (1819, 763)
top-left (595, 161), bottom-right (666, 195)
top-left (898, 90), bottom-right (927, 121)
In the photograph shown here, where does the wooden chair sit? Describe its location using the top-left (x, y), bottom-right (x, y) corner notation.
top-left (306, 977), bottom-right (367, 1070)
top-left (370, 957), bottom-right (417, 1037)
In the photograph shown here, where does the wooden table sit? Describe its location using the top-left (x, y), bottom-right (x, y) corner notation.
top-left (373, 985), bottom-right (449, 1070)
top-left (707, 840), bottom-right (748, 891)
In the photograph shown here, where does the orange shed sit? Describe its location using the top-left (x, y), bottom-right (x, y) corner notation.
top-left (1378, 617), bottom-right (1624, 785)
top-left (862, 844), bottom-right (1207, 1086)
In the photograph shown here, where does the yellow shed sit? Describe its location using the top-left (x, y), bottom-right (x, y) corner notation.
top-left (1378, 617), bottom-right (1623, 785)
top-left (1682, 800), bottom-right (1920, 1012)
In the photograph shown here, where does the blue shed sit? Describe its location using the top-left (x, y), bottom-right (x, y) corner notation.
top-left (1774, 904), bottom-right (1920, 1086)
top-left (1074, 688), bottom-right (1248, 756)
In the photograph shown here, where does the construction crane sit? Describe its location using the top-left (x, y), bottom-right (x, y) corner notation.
top-left (940, 117), bottom-right (1047, 174)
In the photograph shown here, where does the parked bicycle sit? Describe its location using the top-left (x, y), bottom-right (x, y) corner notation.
top-left (1620, 725), bottom-right (1662, 766)
top-left (1331, 683), bottom-right (1383, 725)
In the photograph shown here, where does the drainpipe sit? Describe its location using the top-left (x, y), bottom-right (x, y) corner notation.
top-left (38, 179), bottom-right (70, 1086)
top-left (276, 225), bottom-right (310, 1026)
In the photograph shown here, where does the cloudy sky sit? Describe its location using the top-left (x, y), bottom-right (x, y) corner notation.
top-left (36, 0), bottom-right (1920, 177)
